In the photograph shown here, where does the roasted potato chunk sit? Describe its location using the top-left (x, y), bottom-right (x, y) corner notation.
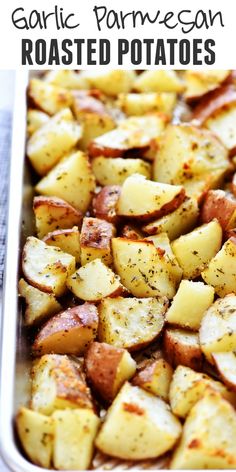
top-left (27, 108), bottom-right (82, 176)
top-left (80, 217), bottom-right (115, 266)
top-left (67, 258), bottom-right (125, 302)
top-left (85, 342), bottom-right (136, 402)
top-left (205, 101), bottom-right (236, 155)
top-left (36, 150), bottom-right (96, 213)
top-left (44, 70), bottom-right (89, 89)
top-left (98, 296), bottom-right (166, 351)
top-left (117, 174), bottom-right (185, 221)
top-left (153, 124), bottom-right (230, 201)
top-left (202, 237), bottom-right (236, 296)
top-left (166, 280), bottom-right (214, 330)
top-left (22, 237), bottom-right (76, 297)
top-left (27, 109), bottom-right (49, 136)
top-left (81, 70), bottom-right (136, 95)
top-left (164, 328), bottom-right (203, 370)
top-left (169, 365), bottom-right (236, 419)
top-left (133, 358), bottom-right (173, 401)
top-left (43, 227), bottom-right (80, 263)
top-left (170, 391), bottom-right (236, 469)
top-left (33, 196), bottom-right (82, 239)
top-left (199, 294), bottom-right (236, 363)
top-left (112, 238), bottom-right (182, 299)
top-left (134, 70), bottom-right (184, 93)
top-left (91, 156), bottom-right (151, 186)
top-left (72, 91), bottom-right (115, 150)
top-left (117, 92), bottom-right (176, 116)
top-left (213, 352), bottom-right (236, 392)
top-left (143, 196), bottom-right (199, 240)
top-left (95, 382), bottom-right (181, 460)
top-left (52, 408), bottom-right (100, 471)
top-left (171, 220), bottom-right (222, 279)
top-left (16, 407), bottom-right (54, 469)
top-left (201, 189), bottom-right (236, 231)
top-left (31, 354), bottom-right (93, 414)
top-left (89, 114), bottom-right (167, 157)
top-left (33, 304), bottom-right (98, 356)
top-left (28, 78), bottom-right (72, 115)
top-left (184, 70), bottom-right (230, 101)
top-left (92, 185), bottom-right (121, 224)
top-left (19, 278), bottom-right (61, 326)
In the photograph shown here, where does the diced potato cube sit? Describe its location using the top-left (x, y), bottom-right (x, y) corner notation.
top-left (67, 258), bottom-right (125, 302)
top-left (171, 220), bottom-right (222, 279)
top-left (169, 365), bottom-right (236, 418)
top-left (33, 196), bottom-right (82, 239)
top-left (95, 382), bottom-right (181, 460)
top-left (32, 304), bottom-right (98, 356)
top-left (92, 157), bottom-right (151, 186)
top-left (27, 108), bottom-right (82, 176)
top-left (80, 217), bottom-right (115, 266)
top-left (85, 342), bottom-right (136, 402)
top-left (22, 237), bottom-right (76, 297)
top-left (36, 150), bottom-right (96, 213)
top-left (53, 408), bottom-right (100, 470)
top-left (170, 392), bottom-right (236, 469)
top-left (43, 227), bottom-right (81, 263)
top-left (16, 407), bottom-right (54, 469)
top-left (134, 71), bottom-right (184, 93)
top-left (31, 354), bottom-right (93, 415)
top-left (28, 78), bottom-right (72, 115)
top-left (98, 296), bottom-right (166, 351)
top-left (202, 237), bottom-right (236, 296)
top-left (19, 278), bottom-right (61, 326)
top-left (166, 280), bottom-right (214, 330)
top-left (199, 294), bottom-right (236, 363)
top-left (133, 358), bottom-right (173, 400)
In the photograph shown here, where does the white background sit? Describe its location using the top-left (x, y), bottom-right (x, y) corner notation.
top-left (0, 0), bottom-right (235, 68)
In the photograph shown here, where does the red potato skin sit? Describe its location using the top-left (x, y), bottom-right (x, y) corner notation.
top-left (192, 85), bottom-right (236, 125)
top-left (88, 141), bottom-right (150, 158)
top-left (33, 196), bottom-right (83, 226)
top-left (163, 329), bottom-right (203, 371)
top-left (92, 186), bottom-right (121, 224)
top-left (43, 227), bottom-right (79, 243)
top-left (85, 342), bottom-right (126, 403)
top-left (32, 303), bottom-right (98, 356)
top-left (118, 188), bottom-right (186, 222)
top-left (201, 190), bottom-right (236, 231)
top-left (81, 217), bottom-right (115, 250)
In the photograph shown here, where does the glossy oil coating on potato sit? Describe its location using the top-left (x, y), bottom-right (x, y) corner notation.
top-left (16, 69), bottom-right (236, 470)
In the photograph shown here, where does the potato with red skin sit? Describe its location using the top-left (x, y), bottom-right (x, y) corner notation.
top-left (31, 354), bottom-right (94, 414)
top-left (43, 227), bottom-right (80, 263)
top-left (34, 196), bottom-right (83, 239)
top-left (193, 85), bottom-right (236, 125)
top-left (85, 342), bottom-right (136, 403)
top-left (133, 358), bottom-right (173, 401)
top-left (89, 114), bottom-right (167, 158)
top-left (72, 90), bottom-right (115, 150)
top-left (92, 186), bottom-right (121, 224)
top-left (201, 189), bottom-right (236, 231)
top-left (32, 303), bottom-right (98, 356)
top-left (117, 174), bottom-right (186, 222)
top-left (80, 217), bottom-right (115, 266)
top-left (163, 328), bottom-right (203, 371)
